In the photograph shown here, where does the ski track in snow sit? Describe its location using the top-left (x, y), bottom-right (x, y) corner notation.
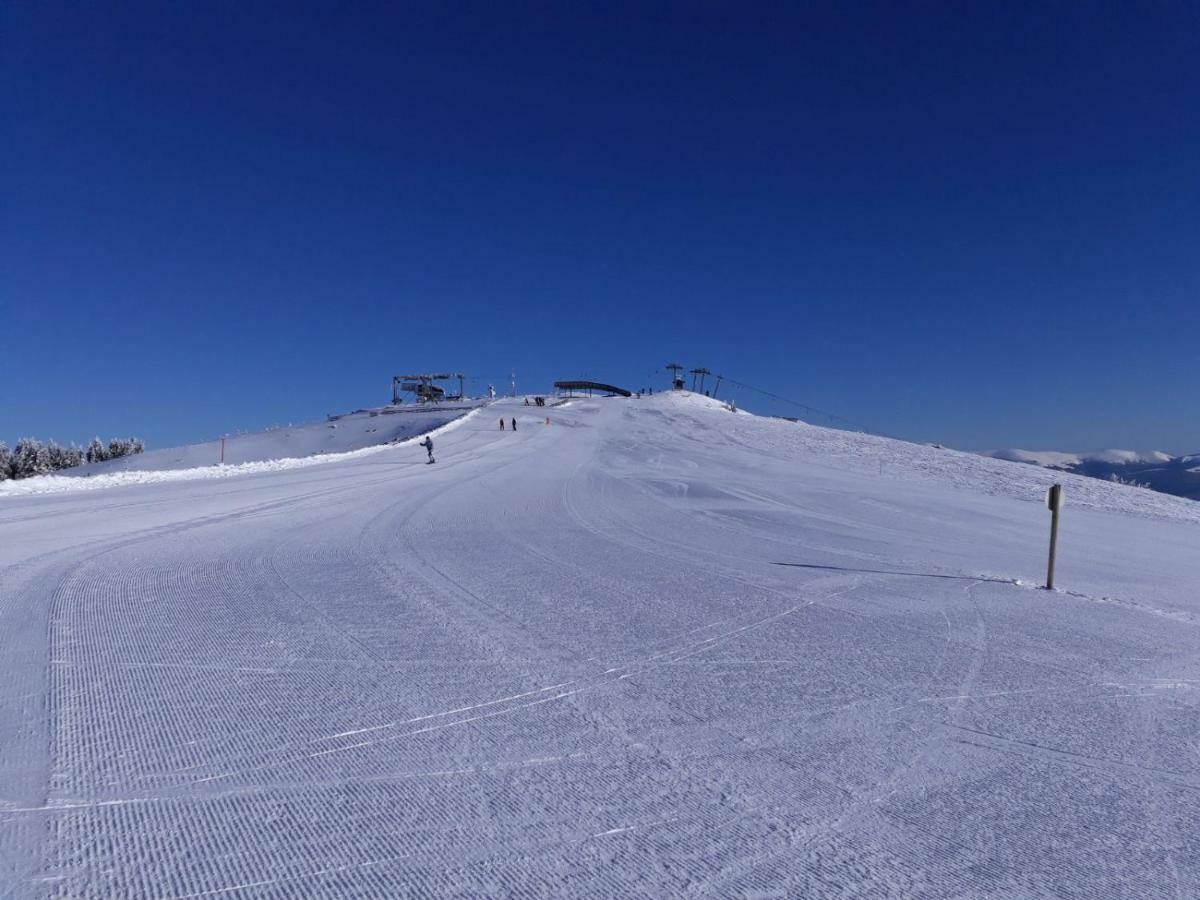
top-left (2, 393), bottom-right (1200, 897)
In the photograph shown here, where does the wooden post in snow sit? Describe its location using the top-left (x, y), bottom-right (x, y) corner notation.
top-left (1044, 484), bottom-right (1064, 590)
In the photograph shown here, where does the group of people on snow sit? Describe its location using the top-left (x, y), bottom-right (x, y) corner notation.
top-left (418, 412), bottom-right (529, 465)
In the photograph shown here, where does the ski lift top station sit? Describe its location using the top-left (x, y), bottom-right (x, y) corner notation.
top-left (392, 373), bottom-right (465, 405)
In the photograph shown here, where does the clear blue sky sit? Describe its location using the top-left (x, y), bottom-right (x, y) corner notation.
top-left (3, 2), bottom-right (1197, 453)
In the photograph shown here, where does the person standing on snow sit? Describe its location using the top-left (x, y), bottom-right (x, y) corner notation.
top-left (499, 418), bottom-right (505, 431)
top-left (511, 417), bottom-right (517, 431)
top-left (420, 436), bottom-right (434, 463)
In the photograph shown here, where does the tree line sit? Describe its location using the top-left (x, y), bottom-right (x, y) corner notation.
top-left (0, 437), bottom-right (145, 481)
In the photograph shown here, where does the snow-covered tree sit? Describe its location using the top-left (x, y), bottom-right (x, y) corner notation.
top-left (46, 442), bottom-right (84, 472)
top-left (86, 437), bottom-right (107, 464)
top-left (11, 439), bottom-right (51, 478)
top-left (46, 441), bottom-right (64, 471)
top-left (2, 435), bottom-right (143, 479)
top-left (103, 437), bottom-right (145, 460)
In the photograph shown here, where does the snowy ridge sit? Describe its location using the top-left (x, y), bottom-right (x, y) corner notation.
top-left (987, 447), bottom-right (1174, 467)
top-left (987, 448), bottom-right (1084, 468)
top-left (982, 443), bottom-right (1200, 502)
top-left (1089, 448), bottom-right (1174, 465)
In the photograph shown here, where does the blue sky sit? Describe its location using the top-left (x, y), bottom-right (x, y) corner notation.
top-left (3, 2), bottom-right (1197, 453)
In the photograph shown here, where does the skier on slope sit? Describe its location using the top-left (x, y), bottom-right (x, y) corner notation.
top-left (420, 435), bottom-right (434, 464)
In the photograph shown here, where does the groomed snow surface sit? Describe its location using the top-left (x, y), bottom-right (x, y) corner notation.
top-left (2, 393), bottom-right (1199, 897)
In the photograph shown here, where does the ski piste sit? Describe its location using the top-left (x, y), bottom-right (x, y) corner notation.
top-left (2, 392), bottom-right (1199, 896)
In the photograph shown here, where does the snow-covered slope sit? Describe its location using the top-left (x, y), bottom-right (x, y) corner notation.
top-left (3, 393), bottom-right (1199, 897)
top-left (0, 411), bottom-right (483, 497)
top-left (985, 446), bottom-right (1200, 501)
top-left (62, 401), bottom-right (486, 476)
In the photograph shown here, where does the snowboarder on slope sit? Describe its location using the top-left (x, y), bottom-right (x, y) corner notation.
top-left (421, 436), bottom-right (434, 463)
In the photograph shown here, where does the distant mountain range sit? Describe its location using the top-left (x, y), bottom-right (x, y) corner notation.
top-left (983, 449), bottom-right (1200, 501)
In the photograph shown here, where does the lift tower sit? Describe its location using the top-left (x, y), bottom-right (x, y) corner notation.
top-left (665, 362), bottom-right (685, 391)
top-left (690, 367), bottom-right (711, 394)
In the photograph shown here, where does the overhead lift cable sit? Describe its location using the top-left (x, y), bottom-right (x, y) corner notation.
top-left (721, 377), bottom-right (879, 436)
